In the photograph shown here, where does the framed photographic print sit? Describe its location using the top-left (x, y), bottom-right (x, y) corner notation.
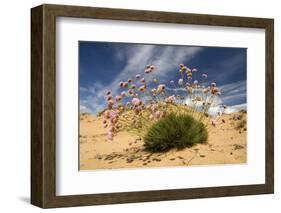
top-left (31, 4), bottom-right (274, 208)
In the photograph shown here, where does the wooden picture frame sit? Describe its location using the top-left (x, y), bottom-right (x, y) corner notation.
top-left (31, 4), bottom-right (274, 208)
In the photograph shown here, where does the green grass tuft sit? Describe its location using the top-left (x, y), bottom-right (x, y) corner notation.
top-left (144, 113), bottom-right (208, 153)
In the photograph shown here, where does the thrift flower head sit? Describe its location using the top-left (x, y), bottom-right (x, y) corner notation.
top-left (181, 66), bottom-right (187, 71)
top-left (186, 68), bottom-right (192, 73)
top-left (132, 98), bottom-right (141, 106)
top-left (115, 95), bottom-right (122, 102)
top-left (119, 82), bottom-right (124, 87)
top-left (123, 82), bottom-right (128, 88)
top-left (121, 91), bottom-right (127, 97)
top-left (202, 74), bottom-right (208, 78)
top-left (192, 68), bottom-right (198, 72)
top-left (178, 78), bottom-right (183, 86)
top-left (128, 89), bottom-right (134, 95)
top-left (139, 85), bottom-right (146, 92)
top-left (140, 78), bottom-right (145, 83)
top-left (107, 100), bottom-right (114, 109)
top-left (156, 84), bottom-right (166, 93)
top-left (104, 110), bottom-right (110, 119)
top-left (106, 95), bottom-right (112, 101)
top-left (165, 95), bottom-right (176, 104)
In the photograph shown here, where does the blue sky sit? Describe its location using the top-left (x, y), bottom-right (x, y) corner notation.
top-left (79, 41), bottom-right (246, 114)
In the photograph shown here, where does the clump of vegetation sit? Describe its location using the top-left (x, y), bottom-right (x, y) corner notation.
top-left (101, 63), bottom-right (225, 141)
top-left (143, 113), bottom-right (208, 152)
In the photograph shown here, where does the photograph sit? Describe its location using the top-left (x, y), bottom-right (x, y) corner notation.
top-left (78, 41), bottom-right (247, 170)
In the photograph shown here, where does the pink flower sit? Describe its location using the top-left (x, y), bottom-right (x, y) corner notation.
top-left (106, 95), bottom-right (112, 101)
top-left (115, 95), bottom-right (122, 102)
top-left (103, 124), bottom-right (108, 128)
top-left (186, 68), bottom-right (192, 73)
top-left (107, 100), bottom-right (114, 109)
top-left (132, 98), bottom-right (141, 106)
top-left (144, 68), bottom-right (152, 74)
top-left (103, 120), bottom-right (107, 124)
top-left (123, 82), bottom-right (128, 88)
top-left (192, 68), bottom-right (198, 72)
top-left (144, 64), bottom-right (156, 74)
top-left (119, 82), bottom-right (124, 87)
top-left (178, 78), bottom-right (183, 85)
top-left (151, 104), bottom-right (157, 112)
top-left (165, 95), bottom-right (176, 104)
top-left (181, 66), bottom-right (187, 72)
top-left (156, 84), bottom-right (166, 93)
top-left (128, 89), bottom-right (134, 95)
top-left (139, 85), bottom-right (146, 92)
top-left (211, 87), bottom-right (220, 95)
top-left (202, 74), bottom-right (208, 78)
top-left (121, 91), bottom-right (127, 97)
top-left (140, 78), bottom-right (145, 83)
top-left (118, 106), bottom-right (125, 113)
top-left (104, 110), bottom-right (110, 119)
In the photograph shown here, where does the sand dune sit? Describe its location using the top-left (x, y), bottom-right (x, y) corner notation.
top-left (79, 112), bottom-right (247, 170)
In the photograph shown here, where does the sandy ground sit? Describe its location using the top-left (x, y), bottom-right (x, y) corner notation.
top-left (79, 112), bottom-right (247, 170)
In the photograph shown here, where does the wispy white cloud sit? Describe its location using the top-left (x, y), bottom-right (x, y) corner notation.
top-left (81, 45), bottom-right (203, 114)
top-left (109, 45), bottom-right (202, 92)
top-left (220, 80), bottom-right (246, 104)
top-left (79, 81), bottom-right (106, 114)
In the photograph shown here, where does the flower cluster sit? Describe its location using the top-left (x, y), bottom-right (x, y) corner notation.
top-left (102, 63), bottom-right (225, 141)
